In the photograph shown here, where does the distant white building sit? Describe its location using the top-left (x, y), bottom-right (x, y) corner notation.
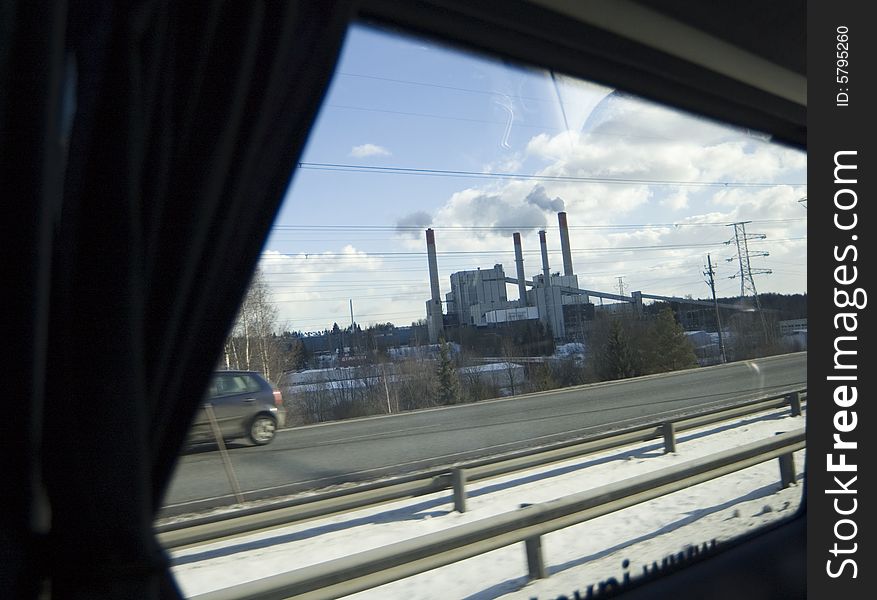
top-left (554, 342), bottom-right (586, 361)
top-left (457, 362), bottom-right (526, 395)
top-left (684, 330), bottom-right (723, 366)
top-left (778, 319), bottom-right (807, 350)
top-left (484, 305), bottom-right (540, 324)
top-left (778, 318), bottom-right (807, 336)
top-left (388, 342), bottom-right (460, 360)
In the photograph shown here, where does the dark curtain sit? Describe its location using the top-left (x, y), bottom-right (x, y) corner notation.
top-left (2, 1), bottom-right (353, 597)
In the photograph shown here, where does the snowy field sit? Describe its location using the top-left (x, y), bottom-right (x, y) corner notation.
top-left (169, 407), bottom-right (805, 599)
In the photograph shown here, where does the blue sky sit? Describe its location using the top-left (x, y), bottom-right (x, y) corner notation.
top-left (261, 24), bottom-right (807, 334)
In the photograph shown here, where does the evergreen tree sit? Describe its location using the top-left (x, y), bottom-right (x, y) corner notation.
top-left (288, 337), bottom-right (310, 371)
top-left (640, 307), bottom-right (698, 374)
top-left (597, 319), bottom-right (639, 381)
top-left (331, 322), bottom-right (343, 355)
top-left (436, 339), bottom-right (461, 405)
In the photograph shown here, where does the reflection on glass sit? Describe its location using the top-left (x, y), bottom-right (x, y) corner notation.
top-left (167, 22), bottom-right (807, 600)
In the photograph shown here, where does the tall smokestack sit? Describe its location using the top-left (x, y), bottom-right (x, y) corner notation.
top-left (539, 230), bottom-right (551, 286)
top-left (513, 232), bottom-right (527, 305)
top-left (426, 228), bottom-right (441, 303)
top-left (425, 228), bottom-right (444, 343)
top-left (558, 211), bottom-right (574, 276)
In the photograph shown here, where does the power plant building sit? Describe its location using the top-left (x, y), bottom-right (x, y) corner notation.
top-left (424, 212), bottom-right (598, 342)
top-left (446, 265), bottom-right (509, 327)
top-left (484, 305), bottom-right (539, 324)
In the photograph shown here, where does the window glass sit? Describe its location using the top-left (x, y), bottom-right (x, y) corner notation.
top-left (168, 22), bottom-right (806, 599)
top-left (211, 373), bottom-right (247, 397)
top-left (242, 374), bottom-right (262, 393)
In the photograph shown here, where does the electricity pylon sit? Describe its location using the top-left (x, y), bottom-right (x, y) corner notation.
top-left (725, 221), bottom-right (772, 338)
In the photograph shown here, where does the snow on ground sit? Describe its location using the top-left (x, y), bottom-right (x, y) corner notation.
top-left (170, 408), bottom-right (806, 599)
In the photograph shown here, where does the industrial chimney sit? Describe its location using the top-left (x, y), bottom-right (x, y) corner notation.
top-left (513, 232), bottom-right (527, 306)
top-left (425, 228), bottom-right (444, 342)
top-left (426, 228), bottom-right (441, 303)
top-left (558, 211), bottom-right (574, 276)
top-left (538, 230), bottom-right (551, 286)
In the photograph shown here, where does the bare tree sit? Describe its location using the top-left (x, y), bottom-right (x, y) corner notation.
top-left (222, 269), bottom-right (288, 383)
top-left (499, 336), bottom-right (520, 396)
top-left (395, 357), bottom-right (438, 411)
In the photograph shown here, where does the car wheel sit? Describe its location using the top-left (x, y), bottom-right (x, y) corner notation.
top-left (249, 414), bottom-right (276, 445)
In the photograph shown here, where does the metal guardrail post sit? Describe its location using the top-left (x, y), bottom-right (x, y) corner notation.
top-left (452, 468), bottom-right (467, 513)
top-left (525, 536), bottom-right (547, 580)
top-left (779, 453), bottom-right (797, 488)
top-left (776, 431), bottom-right (797, 488)
top-left (787, 391), bottom-right (802, 417)
top-left (520, 504), bottom-right (546, 580)
top-left (779, 453), bottom-right (796, 488)
top-left (662, 422), bottom-right (676, 454)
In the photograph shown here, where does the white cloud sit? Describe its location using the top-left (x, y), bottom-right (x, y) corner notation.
top-left (412, 89), bottom-right (806, 300)
top-left (275, 83), bottom-right (806, 331)
top-left (661, 189), bottom-right (690, 211)
top-left (526, 93), bottom-right (805, 193)
top-left (258, 247), bottom-right (408, 332)
top-left (482, 153), bottom-right (524, 174)
top-left (350, 143), bottom-right (391, 158)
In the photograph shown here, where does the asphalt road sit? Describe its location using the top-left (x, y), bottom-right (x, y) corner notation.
top-left (162, 352), bottom-right (805, 514)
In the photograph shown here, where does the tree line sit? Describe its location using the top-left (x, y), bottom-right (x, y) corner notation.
top-left (220, 269), bottom-right (307, 382)
top-left (221, 272), bottom-right (802, 426)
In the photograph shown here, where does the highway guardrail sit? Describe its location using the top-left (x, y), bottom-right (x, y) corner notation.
top-left (158, 389), bottom-right (804, 549)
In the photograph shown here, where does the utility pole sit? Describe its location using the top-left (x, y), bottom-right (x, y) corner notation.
top-left (349, 299), bottom-right (356, 356)
top-left (704, 254), bottom-right (727, 363)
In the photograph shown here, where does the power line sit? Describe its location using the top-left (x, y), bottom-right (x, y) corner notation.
top-left (269, 218), bottom-right (806, 231)
top-left (323, 103), bottom-right (701, 144)
top-left (297, 162), bottom-right (806, 188)
top-left (336, 71), bottom-right (556, 104)
top-left (260, 242), bottom-right (728, 259)
top-left (257, 238), bottom-right (804, 261)
top-left (326, 103), bottom-right (558, 131)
